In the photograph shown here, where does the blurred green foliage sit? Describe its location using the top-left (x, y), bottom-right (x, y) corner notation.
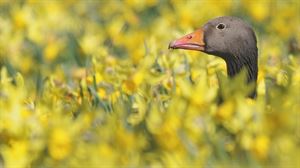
top-left (0, 0), bottom-right (300, 167)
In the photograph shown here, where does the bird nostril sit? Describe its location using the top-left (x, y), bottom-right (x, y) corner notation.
top-left (187, 35), bottom-right (192, 39)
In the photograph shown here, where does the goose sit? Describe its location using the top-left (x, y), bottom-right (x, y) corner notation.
top-left (169, 16), bottom-right (258, 98)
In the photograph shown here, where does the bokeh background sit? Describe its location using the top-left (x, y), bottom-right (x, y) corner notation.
top-left (0, 0), bottom-right (299, 167)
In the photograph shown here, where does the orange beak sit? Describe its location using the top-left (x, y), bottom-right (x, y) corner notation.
top-left (169, 28), bottom-right (205, 51)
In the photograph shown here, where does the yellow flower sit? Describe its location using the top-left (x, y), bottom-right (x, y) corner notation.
top-left (178, 5), bottom-right (193, 28)
top-left (125, 0), bottom-right (144, 11)
top-left (44, 40), bottom-right (63, 62)
top-left (276, 70), bottom-right (288, 86)
top-left (48, 128), bottom-right (72, 160)
top-left (154, 116), bottom-right (182, 150)
top-left (97, 87), bottom-right (107, 100)
top-left (80, 34), bottom-right (102, 55)
top-left (292, 69), bottom-right (300, 84)
top-left (257, 72), bottom-right (266, 96)
top-left (225, 142), bottom-right (235, 153)
top-left (21, 109), bottom-right (31, 119)
top-left (133, 71), bottom-right (145, 87)
top-left (107, 18), bottom-right (124, 45)
top-left (97, 143), bottom-right (117, 166)
top-left (123, 8), bottom-right (139, 26)
top-left (99, 143), bottom-right (113, 156)
top-left (115, 127), bottom-right (136, 151)
top-left (215, 100), bottom-right (235, 120)
top-left (106, 56), bottom-right (117, 67)
top-left (17, 56), bottom-right (33, 74)
top-left (2, 140), bottom-right (29, 168)
top-left (127, 96), bottom-right (147, 125)
top-left (130, 45), bottom-right (145, 65)
top-left (13, 7), bottom-right (30, 30)
top-left (245, 0), bottom-right (269, 22)
top-left (162, 77), bottom-right (174, 91)
top-left (72, 68), bottom-right (87, 80)
top-left (109, 91), bottom-right (121, 104)
top-left (122, 79), bottom-right (137, 95)
top-left (86, 72), bottom-right (103, 84)
top-left (146, 0), bottom-right (157, 7)
top-left (252, 135), bottom-right (270, 160)
top-left (240, 133), bottom-right (253, 150)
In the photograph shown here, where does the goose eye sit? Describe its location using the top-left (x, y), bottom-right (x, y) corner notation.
top-left (216, 23), bottom-right (226, 30)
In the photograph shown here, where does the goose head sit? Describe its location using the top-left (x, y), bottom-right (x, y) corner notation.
top-left (169, 16), bottom-right (258, 98)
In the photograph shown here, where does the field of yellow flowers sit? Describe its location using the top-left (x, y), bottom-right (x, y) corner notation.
top-left (0, 0), bottom-right (299, 167)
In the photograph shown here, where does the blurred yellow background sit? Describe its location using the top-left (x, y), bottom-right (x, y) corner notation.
top-left (0, 0), bottom-right (299, 167)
